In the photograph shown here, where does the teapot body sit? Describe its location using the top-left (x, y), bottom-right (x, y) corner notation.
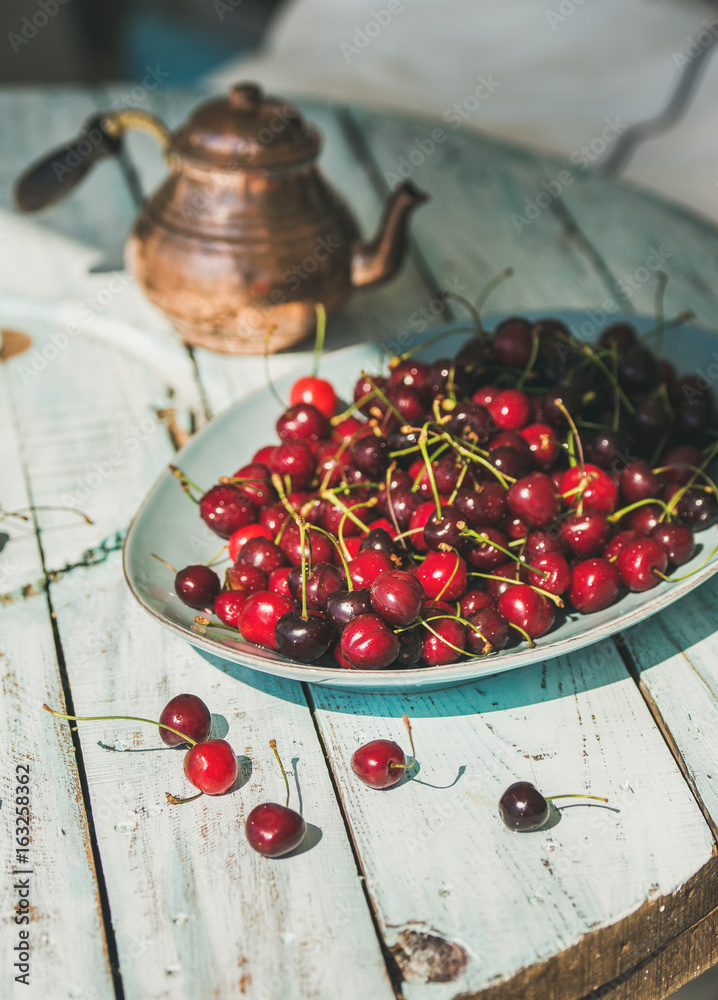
top-left (127, 157), bottom-right (361, 354)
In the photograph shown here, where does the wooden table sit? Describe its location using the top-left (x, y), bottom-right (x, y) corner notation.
top-left (1, 85), bottom-right (718, 1000)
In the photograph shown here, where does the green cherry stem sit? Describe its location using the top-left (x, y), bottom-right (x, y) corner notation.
top-left (418, 426), bottom-right (443, 518)
top-left (312, 303), bottom-right (327, 377)
top-left (299, 522), bottom-right (309, 620)
top-left (516, 325), bottom-right (540, 391)
top-left (608, 496), bottom-right (674, 524)
top-left (546, 793), bottom-right (609, 804)
top-left (263, 326), bottom-right (286, 411)
top-left (389, 715), bottom-right (417, 771)
top-left (43, 704), bottom-right (197, 746)
top-left (270, 739), bottom-right (291, 809)
top-left (151, 552), bottom-right (177, 575)
top-left (460, 528), bottom-right (550, 578)
top-left (653, 539), bottom-right (718, 581)
top-left (473, 266), bottom-right (514, 320)
top-left (168, 465), bottom-right (202, 503)
top-left (166, 791), bottom-right (204, 805)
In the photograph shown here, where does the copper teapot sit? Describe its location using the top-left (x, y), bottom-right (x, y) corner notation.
top-left (14, 82), bottom-right (428, 353)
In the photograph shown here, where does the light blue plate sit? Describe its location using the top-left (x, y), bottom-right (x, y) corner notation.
top-left (123, 313), bottom-right (718, 691)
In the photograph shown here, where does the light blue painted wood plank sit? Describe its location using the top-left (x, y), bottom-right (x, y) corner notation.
top-left (309, 639), bottom-right (715, 999)
top-left (48, 553), bottom-right (395, 1000)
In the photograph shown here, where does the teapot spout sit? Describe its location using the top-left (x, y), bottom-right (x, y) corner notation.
top-left (351, 181), bottom-right (428, 288)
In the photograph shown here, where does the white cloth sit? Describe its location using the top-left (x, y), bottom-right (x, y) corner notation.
top-left (209, 0), bottom-right (718, 224)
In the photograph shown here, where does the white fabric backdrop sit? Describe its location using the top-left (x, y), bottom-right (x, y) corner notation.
top-left (209, 0), bottom-right (718, 224)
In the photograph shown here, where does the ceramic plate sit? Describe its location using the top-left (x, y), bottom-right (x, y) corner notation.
top-left (123, 312), bottom-right (718, 691)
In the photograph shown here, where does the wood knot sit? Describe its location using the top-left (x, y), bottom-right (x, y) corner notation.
top-left (392, 929), bottom-right (468, 983)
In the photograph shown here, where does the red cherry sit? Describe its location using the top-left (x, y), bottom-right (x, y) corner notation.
top-left (560, 464), bottom-right (618, 515)
top-left (269, 441), bottom-right (314, 489)
top-left (237, 537), bottom-right (289, 573)
top-left (524, 529), bottom-right (566, 560)
top-left (225, 563), bottom-right (268, 594)
top-left (279, 523), bottom-right (335, 566)
top-left (332, 415), bottom-right (368, 440)
top-left (238, 592), bottom-right (295, 650)
top-left (519, 422), bottom-right (562, 470)
top-left (617, 539), bottom-right (668, 592)
top-left (351, 740), bottom-right (406, 788)
top-left (214, 590), bottom-right (250, 627)
top-left (455, 483), bottom-right (507, 527)
top-left (258, 503), bottom-right (289, 537)
top-left (230, 463), bottom-right (274, 507)
top-left (660, 445), bottom-right (704, 485)
top-left (200, 485), bottom-right (255, 539)
top-left (415, 550), bottom-right (468, 601)
top-left (245, 802), bottom-right (307, 857)
top-left (347, 549), bottom-right (393, 589)
top-left (506, 472), bottom-right (560, 529)
top-left (159, 694), bottom-right (212, 747)
top-left (568, 558), bottom-right (620, 612)
top-left (497, 585), bottom-right (555, 639)
top-left (619, 460), bottom-right (664, 505)
top-left (268, 566), bottom-right (292, 596)
top-left (466, 607), bottom-right (510, 653)
top-left (253, 445), bottom-right (277, 465)
top-left (462, 527), bottom-right (509, 571)
top-left (603, 529), bottom-right (639, 561)
top-left (370, 570), bottom-right (425, 627)
top-left (421, 615), bottom-right (466, 665)
top-left (340, 613), bottom-right (400, 669)
top-left (485, 563), bottom-right (527, 603)
top-left (290, 376), bottom-right (338, 418)
top-left (492, 317), bottom-right (534, 368)
top-left (487, 388), bottom-right (532, 431)
top-left (626, 503), bottom-right (664, 536)
top-left (526, 552), bottom-right (570, 595)
top-left (229, 524), bottom-right (273, 562)
top-left (174, 565), bottom-right (221, 609)
top-left (183, 739), bottom-right (238, 795)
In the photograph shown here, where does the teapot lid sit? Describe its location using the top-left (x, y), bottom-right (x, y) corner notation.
top-left (172, 82), bottom-right (321, 169)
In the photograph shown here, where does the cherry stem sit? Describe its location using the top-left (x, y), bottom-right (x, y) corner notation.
top-left (389, 714), bottom-right (418, 771)
top-left (303, 521), bottom-right (353, 590)
top-left (447, 462), bottom-right (469, 506)
top-left (151, 552), bottom-right (177, 575)
top-left (312, 302), bottom-right (327, 377)
top-left (166, 791), bottom-right (204, 806)
top-left (361, 373), bottom-right (404, 425)
top-left (168, 464), bottom-right (202, 503)
top-left (270, 738), bottom-right (291, 809)
top-left (473, 266), bottom-right (514, 321)
top-left (418, 616), bottom-right (468, 657)
top-left (440, 432), bottom-right (513, 489)
top-left (461, 528), bottom-right (550, 578)
top-left (654, 539), bottom-right (718, 581)
top-left (206, 545), bottom-right (228, 568)
top-left (641, 308), bottom-right (694, 346)
top-left (42, 704), bottom-right (197, 746)
top-left (298, 522), bottom-right (309, 620)
top-left (418, 426), bottom-right (443, 518)
top-left (323, 490), bottom-right (373, 536)
top-left (545, 793), bottom-right (609, 804)
top-left (609, 496), bottom-right (674, 524)
top-left (516, 325), bottom-right (540, 391)
top-left (1, 504), bottom-right (94, 525)
top-left (508, 622), bottom-right (534, 647)
top-left (552, 398), bottom-right (584, 476)
top-left (263, 326), bottom-right (286, 411)
top-left (469, 571), bottom-right (563, 607)
top-left (435, 550), bottom-right (461, 602)
top-left (439, 290), bottom-right (484, 342)
top-left (388, 324), bottom-right (476, 366)
top-left (579, 343), bottom-right (636, 417)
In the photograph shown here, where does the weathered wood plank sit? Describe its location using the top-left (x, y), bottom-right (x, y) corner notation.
top-left (309, 639), bottom-right (715, 1000)
top-left (0, 367), bottom-right (114, 1000)
top-left (619, 574), bottom-right (718, 837)
top-left (347, 106), bottom-right (614, 316)
top-left (47, 553), bottom-right (396, 1000)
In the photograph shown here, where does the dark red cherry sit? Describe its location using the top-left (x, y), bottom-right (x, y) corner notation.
top-left (175, 565), bottom-right (221, 609)
top-left (603, 529), bottom-right (639, 561)
top-left (619, 345), bottom-right (661, 393)
top-left (288, 562), bottom-right (345, 612)
top-left (650, 523), bottom-right (695, 565)
top-left (488, 446), bottom-right (529, 480)
top-left (660, 445), bottom-right (704, 485)
top-left (277, 402), bottom-right (329, 443)
top-left (388, 384), bottom-right (426, 423)
top-left (524, 529), bottom-right (566, 560)
top-left (568, 558), bottom-right (620, 612)
top-left (617, 539), bottom-right (668, 592)
top-left (183, 739), bottom-right (238, 795)
top-left (460, 589), bottom-right (493, 617)
top-left (354, 373), bottom-right (387, 413)
top-left (455, 483), bottom-right (507, 527)
top-left (485, 563), bottom-right (526, 603)
top-left (466, 607), bottom-right (510, 653)
top-left (675, 487), bottom-right (718, 531)
top-left (238, 591), bottom-right (295, 650)
top-left (560, 511), bottom-right (611, 559)
top-left (526, 552), bottom-right (570, 595)
top-left (275, 612), bottom-right (333, 662)
top-left (325, 589), bottom-right (372, 631)
top-left (519, 422), bottom-right (562, 470)
top-left (428, 357), bottom-right (466, 398)
top-left (497, 585), bottom-right (555, 639)
top-left (340, 614), bottom-right (400, 670)
top-left (423, 506), bottom-right (467, 551)
top-left (230, 462), bottom-right (274, 507)
top-left (237, 537), bottom-right (289, 574)
top-left (350, 434), bottom-right (389, 476)
top-left (493, 316), bottom-right (534, 368)
top-left (462, 527), bottom-right (509, 571)
top-left (351, 739), bottom-right (406, 788)
top-left (388, 358), bottom-right (431, 397)
top-left (626, 503), bottom-right (664, 536)
top-left (619, 460), bottom-right (664, 504)
top-left (159, 694), bottom-right (212, 747)
top-left (199, 485), bottom-right (255, 539)
top-left (360, 527), bottom-right (398, 559)
top-left (507, 472), bottom-right (560, 529)
top-left (585, 429), bottom-right (630, 471)
top-left (446, 401), bottom-right (492, 443)
top-left (499, 781), bottom-right (550, 831)
top-left (397, 629), bottom-right (423, 666)
top-left (269, 441), bottom-right (315, 489)
top-left (370, 570), bottom-right (425, 627)
top-left (245, 802), bottom-right (307, 857)
top-left (598, 322), bottom-right (637, 355)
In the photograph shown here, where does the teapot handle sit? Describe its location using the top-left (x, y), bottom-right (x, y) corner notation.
top-left (14, 109), bottom-right (172, 213)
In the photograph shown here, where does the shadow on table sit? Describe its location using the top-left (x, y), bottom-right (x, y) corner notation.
top-left (195, 577), bottom-right (718, 721)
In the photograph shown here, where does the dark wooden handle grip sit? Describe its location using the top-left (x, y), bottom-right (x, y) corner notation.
top-left (14, 115), bottom-right (122, 212)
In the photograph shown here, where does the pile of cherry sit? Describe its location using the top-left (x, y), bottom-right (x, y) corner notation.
top-left (44, 699), bottom-right (605, 838)
top-left (170, 315), bottom-right (718, 670)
